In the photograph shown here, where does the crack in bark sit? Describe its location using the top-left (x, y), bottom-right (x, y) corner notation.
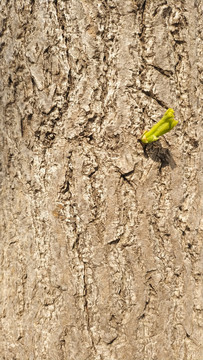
top-left (141, 89), bottom-right (168, 109)
top-left (148, 63), bottom-right (173, 78)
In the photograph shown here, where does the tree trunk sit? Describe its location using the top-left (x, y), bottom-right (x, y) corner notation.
top-left (0, 1), bottom-right (202, 359)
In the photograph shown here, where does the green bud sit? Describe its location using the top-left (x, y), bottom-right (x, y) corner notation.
top-left (140, 108), bottom-right (178, 144)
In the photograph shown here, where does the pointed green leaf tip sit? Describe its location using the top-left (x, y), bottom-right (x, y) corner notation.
top-left (140, 108), bottom-right (178, 144)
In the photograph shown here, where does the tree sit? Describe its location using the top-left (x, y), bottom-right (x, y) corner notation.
top-left (0, 1), bottom-right (202, 359)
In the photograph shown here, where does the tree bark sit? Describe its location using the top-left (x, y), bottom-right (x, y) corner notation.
top-left (0, 1), bottom-right (202, 359)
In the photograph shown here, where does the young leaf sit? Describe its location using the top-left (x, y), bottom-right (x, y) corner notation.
top-left (140, 108), bottom-right (178, 144)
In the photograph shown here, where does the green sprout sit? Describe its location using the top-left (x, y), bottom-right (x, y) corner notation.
top-left (140, 108), bottom-right (178, 144)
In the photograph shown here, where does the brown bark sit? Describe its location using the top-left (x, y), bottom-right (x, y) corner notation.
top-left (0, 1), bottom-right (202, 359)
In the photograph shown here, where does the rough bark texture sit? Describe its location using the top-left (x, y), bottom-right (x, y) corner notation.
top-left (0, 1), bottom-right (202, 359)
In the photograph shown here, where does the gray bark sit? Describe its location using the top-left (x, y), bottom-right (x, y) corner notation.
top-left (0, 0), bottom-right (202, 359)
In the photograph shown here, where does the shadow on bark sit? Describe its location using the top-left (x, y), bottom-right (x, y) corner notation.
top-left (140, 140), bottom-right (177, 171)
